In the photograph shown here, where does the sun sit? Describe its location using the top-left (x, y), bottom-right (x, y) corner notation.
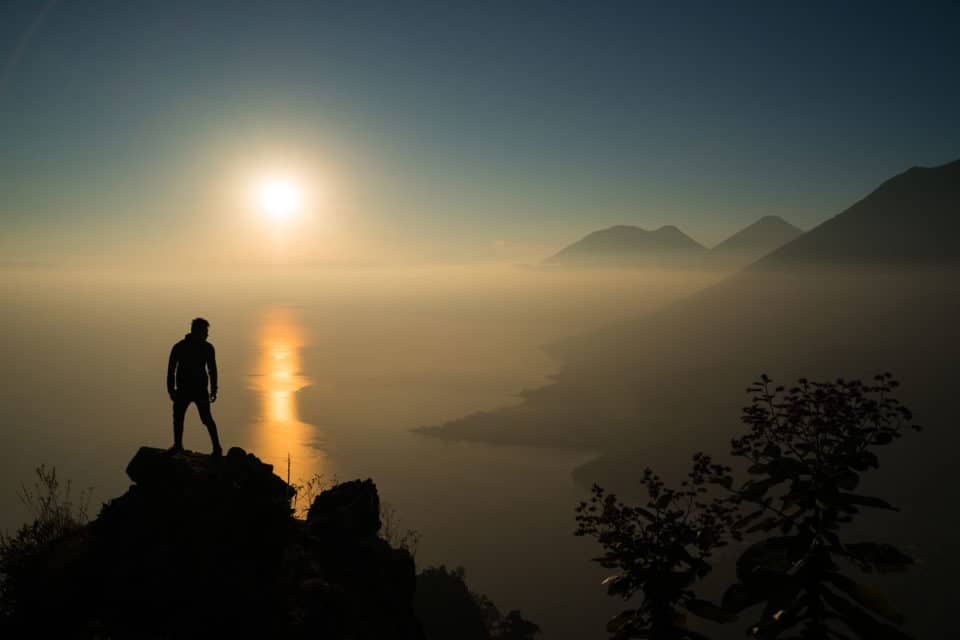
top-left (256, 177), bottom-right (303, 221)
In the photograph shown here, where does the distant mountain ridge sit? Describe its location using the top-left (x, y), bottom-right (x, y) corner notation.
top-left (710, 215), bottom-right (803, 267)
top-left (545, 224), bottom-right (706, 267)
top-left (753, 159), bottom-right (960, 269)
top-left (546, 217), bottom-right (803, 270)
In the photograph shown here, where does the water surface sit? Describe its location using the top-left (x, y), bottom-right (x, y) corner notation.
top-left (0, 265), bottom-right (718, 638)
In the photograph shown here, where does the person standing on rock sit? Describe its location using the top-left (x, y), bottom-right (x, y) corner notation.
top-left (167, 317), bottom-right (223, 456)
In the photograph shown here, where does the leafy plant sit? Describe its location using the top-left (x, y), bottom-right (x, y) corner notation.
top-left (380, 500), bottom-right (422, 559)
top-left (716, 373), bottom-right (919, 639)
top-left (576, 374), bottom-right (920, 640)
top-left (0, 465), bottom-right (92, 622)
top-left (575, 456), bottom-right (740, 639)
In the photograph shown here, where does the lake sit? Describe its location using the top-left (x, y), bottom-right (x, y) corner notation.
top-left (0, 264), bottom-right (719, 639)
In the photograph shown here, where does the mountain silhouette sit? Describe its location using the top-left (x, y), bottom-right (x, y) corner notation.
top-left (430, 158), bottom-right (960, 446)
top-left (753, 159), bottom-right (960, 269)
top-left (708, 215), bottom-right (803, 268)
top-left (421, 157), bottom-right (960, 638)
top-left (545, 216), bottom-right (805, 271)
top-left (544, 224), bottom-right (706, 267)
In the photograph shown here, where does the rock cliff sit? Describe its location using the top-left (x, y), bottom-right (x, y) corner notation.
top-left (3, 447), bottom-right (424, 639)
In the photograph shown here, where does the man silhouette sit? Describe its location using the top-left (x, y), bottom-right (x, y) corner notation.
top-left (167, 317), bottom-right (223, 456)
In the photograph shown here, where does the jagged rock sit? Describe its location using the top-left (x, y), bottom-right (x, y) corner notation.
top-left (1, 446), bottom-right (425, 640)
top-left (307, 478), bottom-right (381, 540)
top-left (123, 446), bottom-right (293, 518)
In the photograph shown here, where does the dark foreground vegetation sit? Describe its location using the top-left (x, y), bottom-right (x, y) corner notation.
top-left (0, 372), bottom-right (919, 639)
top-left (0, 448), bottom-right (538, 639)
top-left (577, 374), bottom-right (920, 640)
top-left (415, 566), bottom-right (541, 640)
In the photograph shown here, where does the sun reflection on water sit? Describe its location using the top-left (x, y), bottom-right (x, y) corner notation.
top-left (248, 307), bottom-right (330, 487)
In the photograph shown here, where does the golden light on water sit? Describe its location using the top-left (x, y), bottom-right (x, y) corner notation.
top-left (248, 306), bottom-right (330, 486)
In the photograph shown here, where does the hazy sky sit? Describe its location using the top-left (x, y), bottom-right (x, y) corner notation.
top-left (1, 1), bottom-right (958, 265)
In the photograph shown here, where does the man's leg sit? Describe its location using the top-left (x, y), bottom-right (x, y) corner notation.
top-left (195, 395), bottom-right (223, 456)
top-left (171, 394), bottom-right (189, 451)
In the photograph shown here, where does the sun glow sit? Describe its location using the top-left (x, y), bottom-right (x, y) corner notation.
top-left (256, 177), bottom-right (303, 221)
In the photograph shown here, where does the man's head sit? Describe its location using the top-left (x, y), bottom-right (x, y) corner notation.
top-left (190, 317), bottom-right (210, 340)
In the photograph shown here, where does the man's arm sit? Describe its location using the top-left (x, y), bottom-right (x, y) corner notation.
top-left (208, 344), bottom-right (218, 400)
top-left (167, 344), bottom-right (178, 399)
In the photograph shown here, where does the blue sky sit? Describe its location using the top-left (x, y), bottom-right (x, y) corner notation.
top-left (1, 1), bottom-right (958, 263)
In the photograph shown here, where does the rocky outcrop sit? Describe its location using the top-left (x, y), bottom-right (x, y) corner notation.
top-left (3, 447), bottom-right (424, 639)
top-left (307, 478), bottom-right (381, 540)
